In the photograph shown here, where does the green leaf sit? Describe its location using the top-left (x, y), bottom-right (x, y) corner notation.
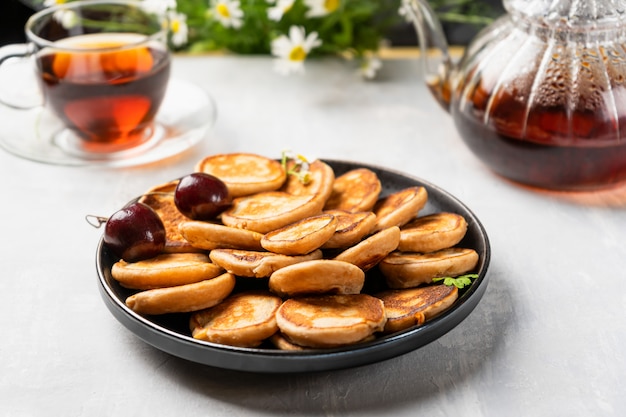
top-left (432, 274), bottom-right (479, 289)
top-left (155, 0), bottom-right (495, 57)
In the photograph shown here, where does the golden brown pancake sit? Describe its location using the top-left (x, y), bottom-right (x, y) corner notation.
top-left (333, 226), bottom-right (400, 271)
top-left (280, 159), bottom-right (335, 200)
top-left (208, 248), bottom-right (323, 278)
top-left (195, 153), bottom-right (287, 197)
top-left (321, 210), bottom-right (377, 249)
top-left (376, 284), bottom-right (458, 333)
top-left (190, 291), bottom-right (282, 347)
top-left (260, 213), bottom-right (337, 255)
top-left (268, 259), bottom-right (365, 297)
top-left (380, 248), bottom-right (479, 289)
top-left (372, 186), bottom-right (428, 232)
top-left (178, 221), bottom-right (264, 251)
top-left (221, 191), bottom-right (324, 234)
top-left (125, 272), bottom-right (236, 315)
top-left (275, 294), bottom-right (387, 348)
top-left (112, 253), bottom-right (223, 290)
top-left (398, 212), bottom-right (468, 253)
top-left (324, 168), bottom-right (381, 212)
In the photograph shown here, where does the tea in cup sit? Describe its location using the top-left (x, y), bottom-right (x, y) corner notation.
top-left (0, 0), bottom-right (171, 155)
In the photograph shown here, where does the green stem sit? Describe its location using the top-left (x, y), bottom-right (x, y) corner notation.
top-left (436, 12), bottom-right (493, 25)
top-left (78, 18), bottom-right (157, 33)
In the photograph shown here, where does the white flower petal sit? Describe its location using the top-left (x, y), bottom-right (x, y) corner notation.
top-left (142, 0), bottom-right (177, 14)
top-left (267, 0), bottom-right (294, 21)
top-left (271, 26), bottom-right (321, 76)
top-left (303, 32), bottom-right (322, 52)
top-left (271, 36), bottom-right (292, 57)
top-left (360, 57), bottom-right (382, 79)
top-left (267, 6), bottom-right (284, 21)
top-left (288, 26), bottom-right (305, 45)
top-left (167, 11), bottom-right (188, 46)
top-left (303, 0), bottom-right (337, 18)
top-left (212, 0), bottom-right (244, 29)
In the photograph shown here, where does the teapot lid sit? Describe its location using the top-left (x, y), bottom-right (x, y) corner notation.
top-left (505, 0), bottom-right (626, 29)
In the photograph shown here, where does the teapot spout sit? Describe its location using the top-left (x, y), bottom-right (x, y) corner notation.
top-left (402, 0), bottom-right (454, 111)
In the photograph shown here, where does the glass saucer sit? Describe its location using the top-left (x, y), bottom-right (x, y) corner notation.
top-left (0, 78), bottom-right (217, 168)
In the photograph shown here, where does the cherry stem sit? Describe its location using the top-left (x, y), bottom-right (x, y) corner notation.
top-left (84, 192), bottom-right (173, 229)
top-left (85, 215), bottom-right (108, 228)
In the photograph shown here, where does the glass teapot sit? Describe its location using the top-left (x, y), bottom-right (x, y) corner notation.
top-left (405, 0), bottom-right (626, 190)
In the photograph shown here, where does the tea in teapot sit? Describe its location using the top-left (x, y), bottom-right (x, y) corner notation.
top-left (406, 0), bottom-right (626, 190)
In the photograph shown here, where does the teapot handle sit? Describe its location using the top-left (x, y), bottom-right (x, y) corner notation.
top-left (403, 0), bottom-right (454, 111)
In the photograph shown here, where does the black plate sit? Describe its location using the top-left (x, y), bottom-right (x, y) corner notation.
top-left (96, 159), bottom-right (491, 373)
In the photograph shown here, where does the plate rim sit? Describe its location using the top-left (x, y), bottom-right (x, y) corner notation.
top-left (96, 158), bottom-right (491, 373)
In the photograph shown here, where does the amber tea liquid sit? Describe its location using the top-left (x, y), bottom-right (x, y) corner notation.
top-left (37, 33), bottom-right (170, 152)
top-left (452, 81), bottom-right (626, 190)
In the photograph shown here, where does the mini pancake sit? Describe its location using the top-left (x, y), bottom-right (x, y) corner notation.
top-left (280, 159), bottom-right (335, 201)
top-left (178, 221), bottom-right (264, 251)
top-left (333, 226), bottom-right (400, 271)
top-left (261, 213), bottom-right (338, 255)
top-left (380, 248), bottom-right (479, 289)
top-left (195, 153), bottom-right (286, 197)
top-left (268, 259), bottom-right (365, 297)
top-left (269, 332), bottom-right (376, 350)
top-left (324, 168), bottom-right (381, 212)
top-left (276, 294), bottom-right (387, 348)
top-left (139, 180), bottom-right (200, 253)
top-left (376, 285), bottom-right (459, 333)
top-left (372, 186), bottom-right (428, 232)
top-left (321, 210), bottom-right (377, 249)
top-left (220, 191), bottom-right (324, 234)
top-left (268, 332), bottom-right (307, 351)
top-left (112, 253), bottom-right (224, 290)
top-left (398, 212), bottom-right (468, 253)
top-left (209, 248), bottom-right (323, 278)
top-left (125, 272), bottom-right (236, 315)
top-left (190, 291), bottom-right (282, 348)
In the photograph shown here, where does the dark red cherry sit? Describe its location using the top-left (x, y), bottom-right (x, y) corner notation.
top-left (103, 202), bottom-right (166, 262)
top-left (174, 172), bottom-right (231, 220)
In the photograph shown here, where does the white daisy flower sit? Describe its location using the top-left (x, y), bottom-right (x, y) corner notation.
top-left (142, 0), bottom-right (177, 15)
top-left (210, 0), bottom-right (244, 29)
top-left (43, 0), bottom-right (66, 6)
top-left (304, 0), bottom-right (340, 18)
top-left (167, 11), bottom-right (188, 47)
top-left (267, 0), bottom-right (295, 21)
top-left (271, 26), bottom-right (322, 75)
top-left (44, 0), bottom-right (79, 29)
top-left (57, 9), bottom-right (79, 29)
top-left (398, 0), bottom-right (415, 22)
top-left (359, 56), bottom-right (382, 79)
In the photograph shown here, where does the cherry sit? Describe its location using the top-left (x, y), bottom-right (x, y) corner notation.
top-left (174, 172), bottom-right (231, 220)
top-left (103, 202), bottom-right (166, 262)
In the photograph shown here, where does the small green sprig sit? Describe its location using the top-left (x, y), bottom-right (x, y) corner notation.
top-left (281, 150), bottom-right (313, 184)
top-left (432, 273), bottom-right (478, 289)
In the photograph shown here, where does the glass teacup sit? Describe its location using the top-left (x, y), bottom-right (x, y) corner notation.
top-left (0, 0), bottom-right (171, 156)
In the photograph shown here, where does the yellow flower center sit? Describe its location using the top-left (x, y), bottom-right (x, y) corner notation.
top-left (289, 46), bottom-right (307, 62)
top-left (170, 19), bottom-right (180, 34)
top-left (216, 3), bottom-right (230, 18)
top-left (324, 0), bottom-right (339, 12)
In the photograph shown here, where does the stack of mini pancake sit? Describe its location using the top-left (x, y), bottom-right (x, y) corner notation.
top-left (110, 153), bottom-right (478, 349)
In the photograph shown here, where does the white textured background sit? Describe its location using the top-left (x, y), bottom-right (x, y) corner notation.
top-left (1, 55), bottom-right (625, 416)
